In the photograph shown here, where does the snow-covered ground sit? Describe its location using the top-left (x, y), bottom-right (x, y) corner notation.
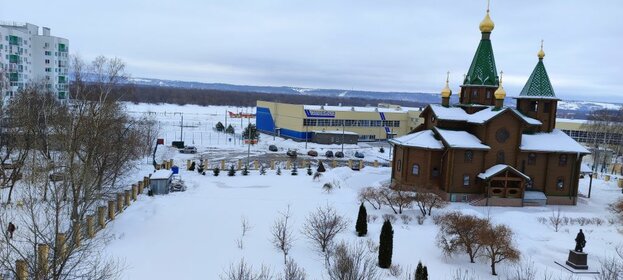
top-left (96, 103), bottom-right (623, 279)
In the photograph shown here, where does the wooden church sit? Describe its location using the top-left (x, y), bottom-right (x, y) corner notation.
top-left (389, 6), bottom-right (589, 206)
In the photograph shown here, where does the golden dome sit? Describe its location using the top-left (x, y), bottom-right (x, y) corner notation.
top-left (537, 40), bottom-right (545, 59)
top-left (494, 71), bottom-right (506, 99)
top-left (479, 10), bottom-right (495, 33)
top-left (441, 72), bottom-right (452, 98)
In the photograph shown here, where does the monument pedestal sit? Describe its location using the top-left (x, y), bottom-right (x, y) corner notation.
top-left (566, 250), bottom-right (588, 270)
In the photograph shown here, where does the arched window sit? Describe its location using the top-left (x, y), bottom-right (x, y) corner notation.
top-left (556, 177), bottom-right (564, 190)
top-left (496, 151), bottom-right (505, 164)
top-left (464, 150), bottom-right (474, 162)
top-left (396, 160), bottom-right (402, 172)
top-left (559, 154), bottom-right (568, 166)
top-left (463, 175), bottom-right (470, 186)
top-left (528, 153), bottom-right (536, 165)
top-left (412, 164), bottom-right (420, 176)
top-left (432, 167), bottom-right (440, 177)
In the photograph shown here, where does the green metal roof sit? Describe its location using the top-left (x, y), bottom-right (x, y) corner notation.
top-left (518, 59), bottom-right (556, 99)
top-left (463, 38), bottom-right (499, 86)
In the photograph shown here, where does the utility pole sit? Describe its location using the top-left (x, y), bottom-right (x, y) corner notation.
top-left (305, 125), bottom-right (308, 149)
top-left (179, 113), bottom-right (184, 142)
top-left (341, 121), bottom-right (345, 153)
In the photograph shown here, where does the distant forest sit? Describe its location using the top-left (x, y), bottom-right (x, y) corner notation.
top-left (100, 85), bottom-right (428, 108)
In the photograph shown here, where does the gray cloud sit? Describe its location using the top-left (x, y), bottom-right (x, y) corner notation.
top-left (2, 0), bottom-right (621, 101)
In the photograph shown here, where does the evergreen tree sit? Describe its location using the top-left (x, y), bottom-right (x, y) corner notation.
top-left (317, 161), bottom-right (326, 173)
top-left (242, 123), bottom-right (260, 141)
top-left (225, 124), bottom-right (235, 134)
top-left (306, 164), bottom-right (312, 175)
top-left (228, 165), bottom-right (236, 176)
top-left (259, 165), bottom-right (266, 175)
top-left (415, 261), bottom-right (429, 280)
top-left (378, 219), bottom-right (394, 268)
top-left (276, 166), bottom-right (282, 175)
top-left (213, 167), bottom-right (220, 176)
top-left (379, 147), bottom-right (385, 153)
top-left (189, 161), bottom-right (196, 171)
top-left (291, 164), bottom-right (298, 176)
top-left (215, 121), bottom-right (225, 132)
top-left (355, 202), bottom-right (368, 237)
top-left (242, 165), bottom-right (249, 176)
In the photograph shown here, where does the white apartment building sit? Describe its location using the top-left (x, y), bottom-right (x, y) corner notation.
top-left (0, 22), bottom-right (69, 102)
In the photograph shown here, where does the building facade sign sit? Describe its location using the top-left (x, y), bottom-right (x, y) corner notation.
top-left (304, 109), bottom-right (335, 118)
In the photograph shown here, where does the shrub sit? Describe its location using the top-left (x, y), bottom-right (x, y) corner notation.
top-left (228, 165), bottom-right (236, 176)
top-left (213, 167), bottom-right (220, 176)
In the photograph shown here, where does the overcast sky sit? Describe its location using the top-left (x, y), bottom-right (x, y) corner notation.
top-left (2, 0), bottom-right (621, 101)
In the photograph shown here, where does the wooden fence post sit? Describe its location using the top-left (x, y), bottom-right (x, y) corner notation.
top-left (270, 160), bottom-right (275, 170)
top-left (332, 160), bottom-right (336, 168)
top-left (138, 181), bottom-right (144, 195)
top-left (73, 222), bottom-right (81, 247)
top-left (98, 206), bottom-right (107, 228)
top-left (108, 200), bottom-right (115, 220)
top-left (131, 185), bottom-right (138, 201)
top-left (56, 233), bottom-right (67, 260)
top-left (37, 243), bottom-right (49, 279)
top-left (374, 160), bottom-right (379, 167)
top-left (359, 160), bottom-right (364, 170)
top-left (86, 215), bottom-right (95, 238)
top-left (15, 259), bottom-right (27, 280)
top-left (220, 160), bottom-right (225, 170)
top-left (254, 160), bottom-right (259, 170)
top-left (124, 190), bottom-right (131, 207)
top-left (237, 159), bottom-right (242, 170)
top-left (187, 160), bottom-right (191, 170)
top-left (348, 160), bottom-right (352, 169)
top-left (116, 193), bottom-right (124, 213)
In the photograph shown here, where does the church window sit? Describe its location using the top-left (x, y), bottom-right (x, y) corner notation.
top-left (486, 90), bottom-right (491, 99)
top-left (463, 175), bottom-right (470, 186)
top-left (559, 154), bottom-right (568, 166)
top-left (464, 150), bottom-right (474, 162)
top-left (528, 153), bottom-right (536, 165)
top-left (543, 102), bottom-right (551, 113)
top-left (412, 164), bottom-right (420, 175)
top-left (432, 167), bottom-right (440, 177)
top-left (556, 177), bottom-right (564, 190)
top-left (530, 101), bottom-right (538, 112)
top-left (496, 151), bottom-right (505, 164)
top-left (496, 128), bottom-right (510, 143)
top-left (396, 160), bottom-right (402, 172)
top-left (472, 90), bottom-right (478, 98)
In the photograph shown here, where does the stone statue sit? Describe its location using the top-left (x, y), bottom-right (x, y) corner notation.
top-left (574, 229), bottom-right (586, 252)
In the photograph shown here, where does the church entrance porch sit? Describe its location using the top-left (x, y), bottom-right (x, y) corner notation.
top-left (476, 164), bottom-right (530, 206)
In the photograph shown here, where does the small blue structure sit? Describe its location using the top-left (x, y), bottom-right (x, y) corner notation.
top-left (150, 170), bottom-right (173, 195)
top-left (171, 165), bottom-right (179, 175)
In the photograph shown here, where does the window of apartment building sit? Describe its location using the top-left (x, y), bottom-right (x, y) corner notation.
top-left (45, 51), bottom-right (51, 56)
top-left (464, 150), bottom-right (474, 162)
top-left (45, 59), bottom-right (50, 64)
top-left (463, 175), bottom-right (470, 186)
top-left (528, 153), bottom-right (536, 165)
top-left (556, 177), bottom-right (564, 190)
top-left (45, 68), bottom-right (51, 72)
top-left (432, 167), bottom-right (440, 177)
top-left (396, 160), bottom-right (402, 172)
top-left (412, 164), bottom-right (420, 176)
top-left (559, 154), bottom-right (568, 166)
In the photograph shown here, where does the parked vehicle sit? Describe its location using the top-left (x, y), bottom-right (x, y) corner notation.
top-left (180, 146), bottom-right (197, 154)
top-left (354, 151), bottom-right (365, 159)
top-left (335, 151), bottom-right (345, 158)
top-left (268, 145), bottom-right (278, 152)
top-left (325, 150), bottom-right (334, 158)
top-left (307, 150), bottom-right (318, 157)
top-left (286, 149), bottom-right (298, 158)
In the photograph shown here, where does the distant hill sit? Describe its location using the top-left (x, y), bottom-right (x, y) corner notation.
top-left (124, 77), bottom-right (621, 118)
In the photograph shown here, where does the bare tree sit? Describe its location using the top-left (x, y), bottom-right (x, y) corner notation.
top-left (595, 246), bottom-right (623, 280)
top-left (378, 186), bottom-right (415, 215)
top-left (478, 223), bottom-right (520, 276)
top-left (279, 258), bottom-right (306, 280)
top-left (325, 241), bottom-right (382, 280)
top-left (436, 212), bottom-right (489, 263)
top-left (237, 215), bottom-right (253, 249)
top-left (358, 187), bottom-right (383, 210)
top-left (414, 191), bottom-right (448, 216)
top-left (548, 208), bottom-right (564, 232)
top-left (271, 206), bottom-right (294, 265)
top-left (220, 258), bottom-right (273, 280)
top-left (302, 204), bottom-right (349, 254)
top-left (610, 197), bottom-right (623, 223)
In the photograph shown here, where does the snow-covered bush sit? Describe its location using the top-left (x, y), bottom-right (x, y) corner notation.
top-left (325, 241), bottom-right (381, 280)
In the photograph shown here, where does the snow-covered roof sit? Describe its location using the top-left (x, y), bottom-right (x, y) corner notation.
top-left (388, 130), bottom-right (444, 150)
top-left (303, 105), bottom-right (420, 113)
top-left (151, 170), bottom-right (173, 180)
top-left (524, 191), bottom-right (547, 200)
top-left (435, 128), bottom-right (490, 150)
top-left (520, 129), bottom-right (590, 154)
top-left (477, 164), bottom-right (530, 180)
top-left (580, 163), bottom-right (593, 174)
top-left (312, 130), bottom-right (358, 135)
top-left (428, 104), bottom-right (541, 125)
